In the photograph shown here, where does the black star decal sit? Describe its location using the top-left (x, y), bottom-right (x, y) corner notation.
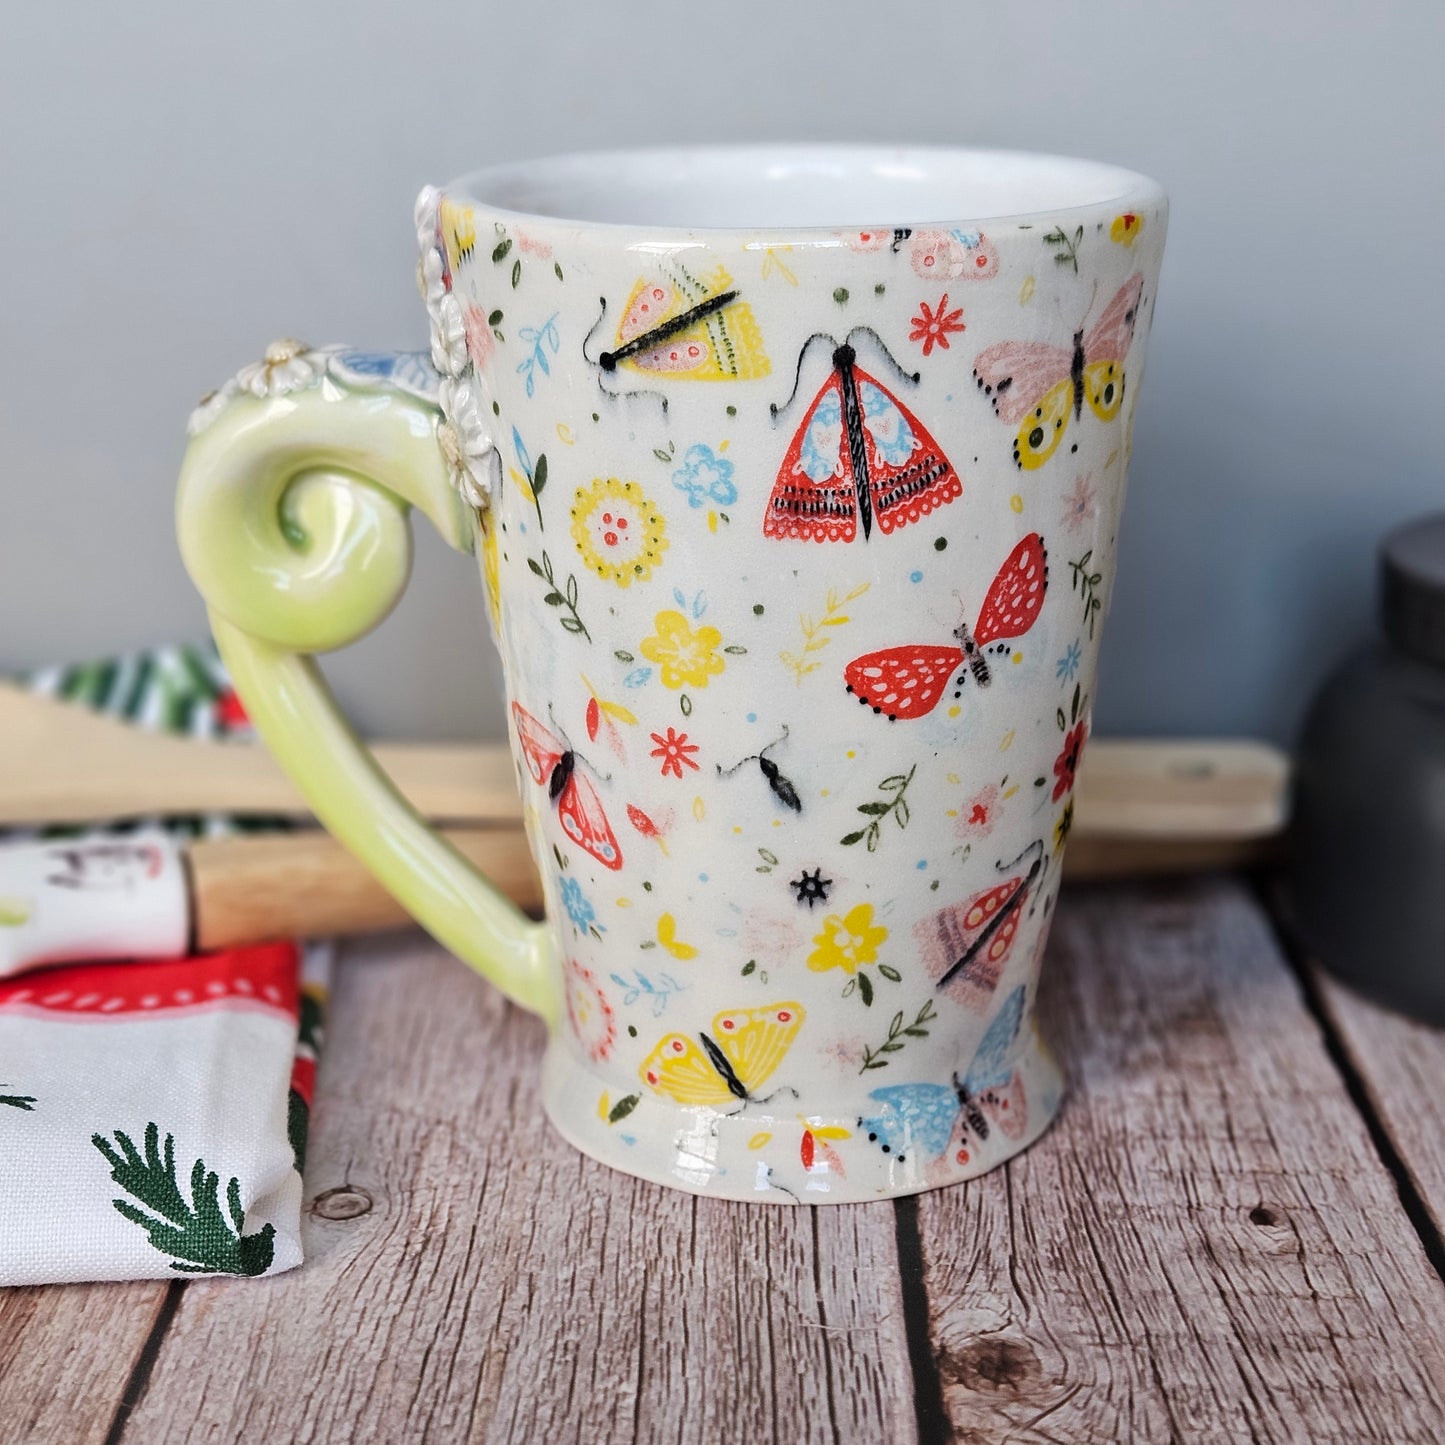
top-left (789, 868), bottom-right (833, 909)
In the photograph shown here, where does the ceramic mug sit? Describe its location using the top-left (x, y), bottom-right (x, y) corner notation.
top-left (177, 145), bottom-right (1167, 1203)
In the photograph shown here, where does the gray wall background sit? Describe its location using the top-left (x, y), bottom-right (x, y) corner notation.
top-left (3, 1), bottom-right (1441, 741)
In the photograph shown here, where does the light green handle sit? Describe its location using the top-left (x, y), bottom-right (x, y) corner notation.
top-left (176, 353), bottom-right (556, 1023)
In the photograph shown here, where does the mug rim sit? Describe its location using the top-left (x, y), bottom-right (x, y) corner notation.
top-left (441, 142), bottom-right (1165, 237)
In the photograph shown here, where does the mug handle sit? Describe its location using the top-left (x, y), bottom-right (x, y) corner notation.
top-left (176, 343), bottom-right (556, 1023)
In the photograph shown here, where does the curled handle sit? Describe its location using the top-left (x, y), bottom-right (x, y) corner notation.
top-left (176, 346), bottom-right (556, 1022)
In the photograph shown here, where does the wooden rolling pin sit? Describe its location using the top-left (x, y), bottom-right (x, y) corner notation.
top-left (189, 828), bottom-right (545, 947)
top-left (0, 821), bottom-right (1286, 974)
top-left (183, 824), bottom-right (1282, 951)
top-left (0, 678), bottom-right (1291, 953)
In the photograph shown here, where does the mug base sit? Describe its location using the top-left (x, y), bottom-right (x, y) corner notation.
top-left (539, 1038), bottom-right (1065, 1205)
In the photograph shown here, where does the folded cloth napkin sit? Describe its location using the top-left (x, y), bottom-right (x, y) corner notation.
top-left (0, 646), bottom-right (325, 1286)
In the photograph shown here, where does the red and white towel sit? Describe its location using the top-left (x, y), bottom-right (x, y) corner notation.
top-left (0, 647), bottom-right (325, 1285)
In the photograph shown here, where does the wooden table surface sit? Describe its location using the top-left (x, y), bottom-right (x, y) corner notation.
top-left (3, 876), bottom-right (1443, 1444)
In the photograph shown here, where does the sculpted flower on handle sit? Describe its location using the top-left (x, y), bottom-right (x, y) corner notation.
top-left (188, 339), bottom-right (331, 435)
top-left (414, 184), bottom-right (498, 506)
top-left (437, 375), bottom-right (493, 508)
top-left (235, 338), bottom-right (329, 399)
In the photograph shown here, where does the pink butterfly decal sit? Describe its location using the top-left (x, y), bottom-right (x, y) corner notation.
top-left (916, 852), bottom-right (1044, 1012)
top-left (844, 534), bottom-right (1048, 720)
top-left (511, 703), bottom-right (623, 871)
top-left (972, 273), bottom-right (1143, 470)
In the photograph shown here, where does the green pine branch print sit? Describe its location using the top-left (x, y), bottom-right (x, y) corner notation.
top-left (1, 1086), bottom-right (36, 1111)
top-left (92, 1123), bottom-right (275, 1276)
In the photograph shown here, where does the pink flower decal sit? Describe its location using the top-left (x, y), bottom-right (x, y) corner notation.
top-left (957, 783), bottom-right (1001, 841)
top-left (1061, 473), bottom-right (1098, 533)
top-left (463, 302), bottom-right (495, 369)
top-left (563, 957), bottom-right (616, 1062)
top-left (910, 229), bottom-right (998, 281)
top-left (845, 229), bottom-right (893, 252)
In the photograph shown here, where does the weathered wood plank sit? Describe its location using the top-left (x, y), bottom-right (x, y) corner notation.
top-left (121, 933), bottom-right (915, 1445)
top-left (0, 1280), bottom-right (170, 1443)
top-left (1315, 972), bottom-right (1445, 1243)
top-left (915, 879), bottom-right (1445, 1444)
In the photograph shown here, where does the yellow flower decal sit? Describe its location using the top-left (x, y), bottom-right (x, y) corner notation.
top-left (1110, 212), bottom-right (1144, 246)
top-left (807, 903), bottom-right (888, 975)
top-left (1053, 798), bottom-right (1075, 854)
top-left (641, 609), bottom-right (725, 690)
top-left (571, 478), bottom-right (669, 588)
top-left (440, 197), bottom-right (476, 267)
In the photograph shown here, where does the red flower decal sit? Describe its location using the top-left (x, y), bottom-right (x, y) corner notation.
top-left (908, 294), bottom-right (966, 357)
top-left (649, 727), bottom-right (699, 779)
top-left (1053, 722), bottom-right (1088, 802)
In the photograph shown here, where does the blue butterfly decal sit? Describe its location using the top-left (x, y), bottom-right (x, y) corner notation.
top-left (859, 986), bottom-right (1027, 1163)
top-left (328, 349), bottom-right (441, 404)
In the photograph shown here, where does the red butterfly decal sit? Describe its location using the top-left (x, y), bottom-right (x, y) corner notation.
top-left (916, 853), bottom-right (1043, 1012)
top-left (764, 341), bottom-right (962, 542)
top-left (972, 273), bottom-right (1144, 471)
top-left (844, 534), bottom-right (1048, 721)
top-left (511, 703), bottom-right (623, 871)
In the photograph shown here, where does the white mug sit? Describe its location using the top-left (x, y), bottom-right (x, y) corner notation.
top-left (178, 145), bottom-right (1167, 1203)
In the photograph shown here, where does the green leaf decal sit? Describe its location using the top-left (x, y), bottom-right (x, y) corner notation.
top-left (608, 1094), bottom-right (641, 1124)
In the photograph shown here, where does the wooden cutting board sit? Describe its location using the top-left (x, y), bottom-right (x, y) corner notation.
top-left (0, 680), bottom-right (1289, 841)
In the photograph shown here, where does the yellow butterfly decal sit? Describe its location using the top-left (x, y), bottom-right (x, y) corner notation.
top-left (439, 197), bottom-right (477, 273)
top-left (641, 1002), bottom-right (804, 1107)
top-left (600, 263), bottom-right (770, 383)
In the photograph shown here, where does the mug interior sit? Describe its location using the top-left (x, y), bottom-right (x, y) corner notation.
top-left (448, 144), bottom-right (1162, 232)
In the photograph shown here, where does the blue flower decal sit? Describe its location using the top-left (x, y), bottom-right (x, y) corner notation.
top-left (560, 875), bottom-right (596, 931)
top-left (1056, 640), bottom-right (1082, 682)
top-left (671, 444), bottom-right (738, 509)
